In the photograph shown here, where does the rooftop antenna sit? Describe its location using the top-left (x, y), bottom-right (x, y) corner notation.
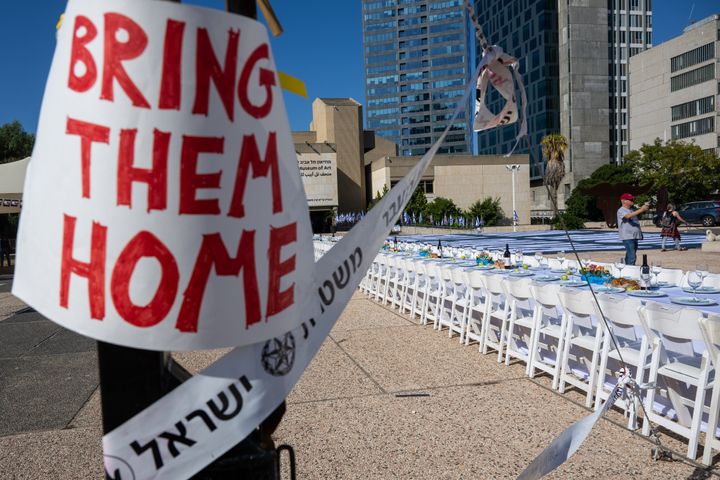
top-left (687, 3), bottom-right (695, 27)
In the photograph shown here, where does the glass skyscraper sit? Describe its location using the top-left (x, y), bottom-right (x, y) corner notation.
top-left (473, 0), bottom-right (560, 182)
top-left (362, 0), bottom-right (472, 156)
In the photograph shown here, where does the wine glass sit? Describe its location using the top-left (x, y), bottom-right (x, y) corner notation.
top-left (687, 271), bottom-right (703, 302)
top-left (557, 251), bottom-right (566, 271)
top-left (614, 258), bottom-right (626, 279)
top-left (534, 252), bottom-right (543, 268)
top-left (539, 257), bottom-right (549, 277)
top-left (602, 271), bottom-right (612, 291)
top-left (580, 258), bottom-right (590, 271)
top-left (696, 263), bottom-right (708, 289)
top-left (567, 263), bottom-right (578, 283)
top-left (516, 249), bottom-right (524, 267)
top-left (651, 261), bottom-right (662, 287)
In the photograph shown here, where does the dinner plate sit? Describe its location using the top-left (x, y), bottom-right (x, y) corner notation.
top-left (490, 269), bottom-right (511, 275)
top-left (534, 275), bottom-right (560, 282)
top-left (626, 290), bottom-right (667, 298)
top-left (654, 281), bottom-right (674, 288)
top-left (509, 271), bottom-right (534, 277)
top-left (561, 280), bottom-right (587, 287)
top-left (670, 296), bottom-right (718, 306)
top-left (592, 286), bottom-right (625, 294)
top-left (682, 287), bottom-right (720, 294)
top-left (551, 268), bottom-right (568, 273)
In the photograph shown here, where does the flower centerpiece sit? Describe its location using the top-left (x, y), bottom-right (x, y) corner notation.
top-left (579, 264), bottom-right (612, 284)
top-left (476, 252), bottom-right (494, 266)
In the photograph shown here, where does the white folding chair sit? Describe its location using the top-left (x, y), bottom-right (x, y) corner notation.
top-left (557, 288), bottom-right (604, 408)
top-left (434, 265), bottom-right (455, 331)
top-left (656, 268), bottom-right (684, 287)
top-left (409, 260), bottom-right (429, 321)
top-left (399, 258), bottom-right (417, 315)
top-left (527, 282), bottom-right (565, 388)
top-left (479, 273), bottom-right (510, 362)
top-left (502, 277), bottom-right (536, 373)
top-left (593, 295), bottom-right (647, 429)
top-left (389, 257), bottom-right (409, 309)
top-left (371, 254), bottom-right (389, 302)
top-left (703, 274), bottom-right (720, 289)
top-left (422, 263), bottom-right (443, 326)
top-left (700, 313), bottom-right (720, 465)
top-left (463, 269), bottom-right (488, 348)
top-left (639, 303), bottom-right (711, 461)
top-left (620, 265), bottom-right (641, 279)
top-left (445, 266), bottom-right (470, 341)
top-left (382, 256), bottom-right (401, 306)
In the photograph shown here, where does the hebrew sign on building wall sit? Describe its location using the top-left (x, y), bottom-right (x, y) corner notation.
top-left (297, 152), bottom-right (338, 208)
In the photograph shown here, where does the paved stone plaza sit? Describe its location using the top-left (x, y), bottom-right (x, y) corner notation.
top-left (0, 245), bottom-right (719, 479)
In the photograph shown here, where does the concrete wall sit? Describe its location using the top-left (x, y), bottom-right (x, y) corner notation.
top-left (558, 0), bottom-right (610, 208)
top-left (629, 17), bottom-right (719, 152)
top-left (369, 154), bottom-right (531, 224)
top-left (312, 98), bottom-right (366, 212)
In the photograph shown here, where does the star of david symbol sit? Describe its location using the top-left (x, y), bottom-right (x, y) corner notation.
top-left (261, 333), bottom-right (296, 376)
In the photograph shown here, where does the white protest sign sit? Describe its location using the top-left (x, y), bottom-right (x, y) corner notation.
top-left (13, 0), bottom-right (315, 351)
top-left (101, 59), bottom-right (483, 479)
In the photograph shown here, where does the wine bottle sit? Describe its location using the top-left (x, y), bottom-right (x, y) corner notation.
top-left (504, 243), bottom-right (511, 269)
top-left (640, 254), bottom-right (650, 290)
top-left (438, 239), bottom-right (443, 258)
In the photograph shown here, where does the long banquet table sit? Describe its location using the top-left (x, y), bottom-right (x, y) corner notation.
top-left (386, 252), bottom-right (720, 315)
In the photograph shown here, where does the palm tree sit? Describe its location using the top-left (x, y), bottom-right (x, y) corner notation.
top-left (540, 133), bottom-right (568, 217)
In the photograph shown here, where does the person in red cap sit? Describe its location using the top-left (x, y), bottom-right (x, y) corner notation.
top-left (617, 193), bottom-right (650, 265)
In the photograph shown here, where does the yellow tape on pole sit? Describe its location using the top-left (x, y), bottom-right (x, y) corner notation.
top-left (278, 71), bottom-right (308, 98)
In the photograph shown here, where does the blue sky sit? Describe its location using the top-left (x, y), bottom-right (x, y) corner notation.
top-left (0, 1), bottom-right (717, 134)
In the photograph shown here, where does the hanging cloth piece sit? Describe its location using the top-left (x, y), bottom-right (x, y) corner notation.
top-left (466, 1), bottom-right (528, 156)
top-left (473, 47), bottom-right (518, 131)
top-left (472, 46), bottom-right (528, 157)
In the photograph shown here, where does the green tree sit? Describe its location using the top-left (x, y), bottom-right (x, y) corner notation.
top-left (624, 138), bottom-right (720, 205)
top-left (466, 197), bottom-right (504, 226)
top-left (0, 121), bottom-right (35, 163)
top-left (565, 162), bottom-right (636, 221)
top-left (552, 212), bottom-right (585, 230)
top-left (405, 186), bottom-right (427, 218)
top-left (540, 133), bottom-right (568, 217)
top-left (367, 184), bottom-right (389, 210)
top-left (424, 196), bottom-right (460, 223)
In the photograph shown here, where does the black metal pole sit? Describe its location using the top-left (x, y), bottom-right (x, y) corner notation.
top-left (98, 1), bottom-right (287, 479)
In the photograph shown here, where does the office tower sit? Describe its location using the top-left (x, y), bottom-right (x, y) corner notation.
top-left (473, 0), bottom-right (560, 185)
top-left (629, 14), bottom-right (719, 157)
top-left (474, 0), bottom-right (652, 212)
top-left (362, 0), bottom-right (472, 156)
top-left (608, 0), bottom-right (653, 164)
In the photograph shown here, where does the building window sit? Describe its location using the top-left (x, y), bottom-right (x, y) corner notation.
top-left (670, 42), bottom-right (715, 72)
top-left (670, 64), bottom-right (715, 92)
top-left (671, 96), bottom-right (715, 122)
top-left (671, 117), bottom-right (715, 140)
top-left (419, 179), bottom-right (434, 194)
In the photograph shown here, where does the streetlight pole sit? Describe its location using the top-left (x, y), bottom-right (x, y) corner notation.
top-left (506, 164), bottom-right (520, 232)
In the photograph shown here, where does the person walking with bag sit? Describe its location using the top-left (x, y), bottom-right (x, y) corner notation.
top-left (660, 203), bottom-right (688, 251)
